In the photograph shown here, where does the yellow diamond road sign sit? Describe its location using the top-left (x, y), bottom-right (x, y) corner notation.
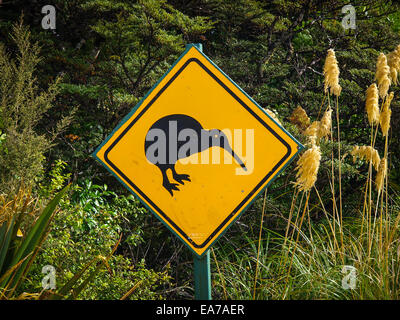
top-left (93, 44), bottom-right (303, 256)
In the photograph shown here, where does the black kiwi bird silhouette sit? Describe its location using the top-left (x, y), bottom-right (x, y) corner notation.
top-left (145, 114), bottom-right (247, 196)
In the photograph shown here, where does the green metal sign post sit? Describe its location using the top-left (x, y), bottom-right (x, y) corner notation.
top-left (191, 43), bottom-right (211, 300)
top-left (193, 250), bottom-right (211, 300)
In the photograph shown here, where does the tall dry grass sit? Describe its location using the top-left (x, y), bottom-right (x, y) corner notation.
top-left (278, 48), bottom-right (400, 299)
top-left (211, 47), bottom-right (400, 300)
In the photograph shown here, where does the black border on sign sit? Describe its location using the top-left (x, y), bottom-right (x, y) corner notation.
top-left (104, 58), bottom-right (291, 249)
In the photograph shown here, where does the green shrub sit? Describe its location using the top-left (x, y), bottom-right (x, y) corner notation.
top-left (19, 178), bottom-right (171, 299)
top-left (0, 185), bottom-right (69, 298)
top-left (0, 20), bottom-right (72, 192)
top-left (39, 160), bottom-right (71, 199)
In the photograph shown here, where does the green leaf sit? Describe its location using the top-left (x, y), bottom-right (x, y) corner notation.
top-left (1, 185), bottom-right (70, 291)
top-left (0, 219), bottom-right (14, 275)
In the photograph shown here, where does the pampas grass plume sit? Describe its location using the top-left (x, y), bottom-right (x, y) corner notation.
top-left (351, 145), bottom-right (381, 171)
top-left (289, 105), bottom-right (310, 130)
top-left (304, 121), bottom-right (319, 138)
top-left (387, 44), bottom-right (400, 85)
top-left (317, 107), bottom-right (332, 140)
top-left (375, 53), bottom-right (391, 99)
top-left (323, 49), bottom-right (341, 96)
top-left (375, 158), bottom-right (387, 194)
top-left (265, 108), bottom-right (282, 126)
top-left (365, 83), bottom-right (380, 125)
top-left (380, 92), bottom-right (394, 137)
top-left (295, 144), bottom-right (321, 191)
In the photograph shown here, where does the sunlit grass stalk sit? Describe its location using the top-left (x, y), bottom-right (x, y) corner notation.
top-left (367, 93), bottom-right (388, 258)
top-left (367, 127), bottom-right (374, 258)
top-left (211, 247), bottom-right (227, 300)
top-left (323, 49), bottom-right (343, 259)
top-left (279, 188), bottom-right (300, 279)
top-left (289, 191), bottom-right (306, 240)
top-left (327, 95), bottom-right (340, 250)
top-left (282, 191), bottom-right (310, 299)
top-left (284, 188), bottom-right (299, 243)
top-left (313, 186), bottom-right (339, 256)
top-left (316, 94), bottom-right (327, 119)
top-left (334, 93), bottom-right (344, 256)
top-left (327, 170), bottom-right (343, 263)
top-left (283, 191), bottom-right (304, 263)
top-left (381, 93), bottom-right (392, 294)
top-left (279, 190), bottom-right (306, 298)
top-left (359, 134), bottom-right (376, 248)
top-left (253, 188), bottom-right (267, 299)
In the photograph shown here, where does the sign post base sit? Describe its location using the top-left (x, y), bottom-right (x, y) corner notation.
top-left (194, 250), bottom-right (211, 300)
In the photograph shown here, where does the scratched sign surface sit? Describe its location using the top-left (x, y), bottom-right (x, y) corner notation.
top-left (93, 44), bottom-right (302, 256)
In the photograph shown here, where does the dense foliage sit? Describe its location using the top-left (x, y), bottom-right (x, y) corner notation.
top-left (1, 0), bottom-right (400, 299)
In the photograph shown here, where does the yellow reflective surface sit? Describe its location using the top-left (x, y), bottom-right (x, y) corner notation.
top-left (95, 46), bottom-right (300, 256)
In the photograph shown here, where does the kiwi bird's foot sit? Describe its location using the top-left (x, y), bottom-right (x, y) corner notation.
top-left (163, 181), bottom-right (180, 196)
top-left (173, 173), bottom-right (191, 185)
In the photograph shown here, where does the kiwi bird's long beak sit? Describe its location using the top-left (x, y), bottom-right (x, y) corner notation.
top-left (222, 139), bottom-right (247, 171)
top-left (232, 150), bottom-right (247, 171)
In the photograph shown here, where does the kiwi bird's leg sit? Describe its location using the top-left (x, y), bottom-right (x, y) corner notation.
top-left (160, 166), bottom-right (180, 196)
top-left (171, 165), bottom-right (191, 185)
